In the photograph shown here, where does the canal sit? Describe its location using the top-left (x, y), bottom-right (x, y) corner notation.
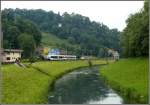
top-left (48, 66), bottom-right (123, 104)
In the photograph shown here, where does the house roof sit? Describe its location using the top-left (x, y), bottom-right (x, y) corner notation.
top-left (3, 49), bottom-right (23, 52)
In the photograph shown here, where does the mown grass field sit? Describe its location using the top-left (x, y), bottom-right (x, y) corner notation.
top-left (2, 59), bottom-right (107, 104)
top-left (100, 57), bottom-right (149, 103)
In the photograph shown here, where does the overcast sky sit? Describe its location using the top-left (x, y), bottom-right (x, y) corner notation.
top-left (1, 1), bottom-right (144, 31)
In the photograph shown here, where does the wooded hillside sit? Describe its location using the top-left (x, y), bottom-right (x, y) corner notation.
top-left (2, 9), bottom-right (121, 57)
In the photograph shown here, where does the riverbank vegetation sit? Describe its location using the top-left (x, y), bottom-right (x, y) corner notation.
top-left (100, 58), bottom-right (148, 103)
top-left (2, 60), bottom-right (107, 104)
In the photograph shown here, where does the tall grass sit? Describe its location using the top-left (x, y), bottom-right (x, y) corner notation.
top-left (100, 57), bottom-right (149, 103)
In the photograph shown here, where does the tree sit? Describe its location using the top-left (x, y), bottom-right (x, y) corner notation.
top-left (15, 17), bottom-right (42, 46)
top-left (17, 33), bottom-right (36, 58)
top-left (98, 47), bottom-right (105, 58)
top-left (121, 0), bottom-right (149, 57)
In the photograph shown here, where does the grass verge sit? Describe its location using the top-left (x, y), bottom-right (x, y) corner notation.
top-left (100, 57), bottom-right (149, 104)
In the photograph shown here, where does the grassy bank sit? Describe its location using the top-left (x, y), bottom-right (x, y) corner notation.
top-left (2, 59), bottom-right (106, 104)
top-left (100, 58), bottom-right (149, 104)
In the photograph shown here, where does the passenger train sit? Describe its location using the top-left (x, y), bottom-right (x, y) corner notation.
top-left (47, 54), bottom-right (77, 60)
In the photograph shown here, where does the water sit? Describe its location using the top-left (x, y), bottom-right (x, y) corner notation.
top-left (48, 66), bottom-right (123, 104)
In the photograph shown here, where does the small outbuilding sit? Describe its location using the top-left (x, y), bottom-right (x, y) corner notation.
top-left (2, 49), bottom-right (23, 63)
top-left (108, 49), bottom-right (119, 60)
top-left (113, 51), bottom-right (119, 60)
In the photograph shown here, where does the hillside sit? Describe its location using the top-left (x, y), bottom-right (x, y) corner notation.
top-left (41, 32), bottom-right (79, 48)
top-left (41, 32), bottom-right (69, 47)
top-left (2, 9), bottom-right (121, 57)
top-left (41, 32), bottom-right (81, 55)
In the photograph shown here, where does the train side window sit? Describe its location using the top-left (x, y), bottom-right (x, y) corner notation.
top-left (51, 56), bottom-right (58, 58)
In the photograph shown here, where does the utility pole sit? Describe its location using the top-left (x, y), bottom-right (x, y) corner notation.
top-left (0, 10), bottom-right (2, 103)
top-left (1, 31), bottom-right (3, 52)
top-left (66, 47), bottom-right (67, 55)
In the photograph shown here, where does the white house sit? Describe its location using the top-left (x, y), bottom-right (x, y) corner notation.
top-left (113, 51), bottom-right (119, 60)
top-left (2, 49), bottom-right (23, 63)
top-left (108, 49), bottom-right (119, 60)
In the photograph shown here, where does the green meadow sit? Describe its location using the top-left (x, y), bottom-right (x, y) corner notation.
top-left (2, 60), bottom-right (107, 104)
top-left (100, 58), bottom-right (149, 103)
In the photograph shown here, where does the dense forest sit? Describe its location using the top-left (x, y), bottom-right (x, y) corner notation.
top-left (1, 0), bottom-right (148, 58)
top-left (2, 8), bottom-right (120, 58)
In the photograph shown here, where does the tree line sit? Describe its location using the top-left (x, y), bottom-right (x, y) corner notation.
top-left (121, 0), bottom-right (149, 57)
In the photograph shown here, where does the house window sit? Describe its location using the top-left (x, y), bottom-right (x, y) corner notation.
top-left (6, 57), bottom-right (10, 60)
